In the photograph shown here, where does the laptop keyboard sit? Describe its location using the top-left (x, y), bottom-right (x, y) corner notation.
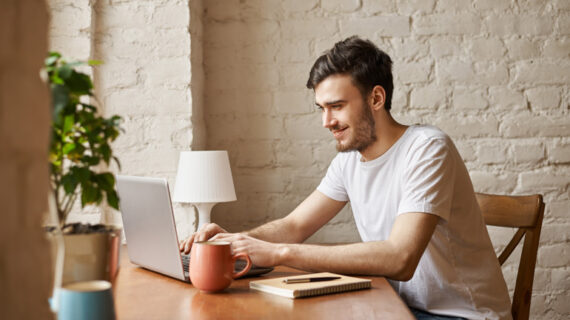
top-left (181, 254), bottom-right (190, 273)
top-left (181, 254), bottom-right (253, 274)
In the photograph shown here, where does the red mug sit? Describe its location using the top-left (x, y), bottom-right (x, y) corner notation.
top-left (190, 241), bottom-right (252, 292)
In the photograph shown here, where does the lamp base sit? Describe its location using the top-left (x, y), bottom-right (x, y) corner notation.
top-left (194, 203), bottom-right (217, 231)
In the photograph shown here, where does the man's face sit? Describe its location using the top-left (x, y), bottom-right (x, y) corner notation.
top-left (314, 74), bottom-right (377, 153)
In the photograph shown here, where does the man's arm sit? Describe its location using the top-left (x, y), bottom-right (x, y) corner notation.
top-left (183, 189), bottom-right (439, 281)
top-left (283, 212), bottom-right (438, 280)
top-left (180, 190), bottom-right (346, 253)
top-left (244, 190), bottom-right (347, 243)
top-left (215, 211), bottom-right (438, 281)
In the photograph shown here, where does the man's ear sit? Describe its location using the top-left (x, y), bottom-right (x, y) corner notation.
top-left (369, 85), bottom-right (386, 111)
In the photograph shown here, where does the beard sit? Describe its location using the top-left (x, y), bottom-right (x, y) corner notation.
top-left (334, 101), bottom-right (377, 153)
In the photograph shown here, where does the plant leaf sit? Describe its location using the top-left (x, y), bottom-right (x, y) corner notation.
top-left (113, 156), bottom-right (122, 171)
top-left (62, 143), bottom-right (76, 155)
top-left (106, 189), bottom-right (120, 210)
top-left (62, 114), bottom-right (74, 134)
top-left (58, 64), bottom-right (73, 80)
top-left (100, 144), bottom-right (111, 164)
top-left (66, 71), bottom-right (93, 94)
top-left (88, 59), bottom-right (103, 66)
top-left (72, 166), bottom-right (91, 184)
top-left (97, 173), bottom-right (115, 190)
top-left (45, 55), bottom-right (59, 67)
top-left (61, 174), bottom-right (79, 194)
top-left (81, 155), bottom-right (100, 166)
top-left (81, 182), bottom-right (98, 207)
top-left (51, 85), bottom-right (69, 121)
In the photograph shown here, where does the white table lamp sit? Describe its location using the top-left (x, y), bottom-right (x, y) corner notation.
top-left (173, 151), bottom-right (237, 231)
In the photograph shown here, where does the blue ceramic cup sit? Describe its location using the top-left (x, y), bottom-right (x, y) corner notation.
top-left (58, 280), bottom-right (116, 320)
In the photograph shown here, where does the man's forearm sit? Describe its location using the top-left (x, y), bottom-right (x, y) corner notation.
top-left (275, 241), bottom-right (412, 281)
top-left (243, 217), bottom-right (306, 243)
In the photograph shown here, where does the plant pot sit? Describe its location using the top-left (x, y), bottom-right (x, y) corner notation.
top-left (47, 225), bottom-right (121, 285)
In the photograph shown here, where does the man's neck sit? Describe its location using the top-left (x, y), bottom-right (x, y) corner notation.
top-left (359, 111), bottom-right (408, 162)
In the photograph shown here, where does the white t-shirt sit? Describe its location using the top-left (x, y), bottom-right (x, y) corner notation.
top-left (317, 125), bottom-right (512, 320)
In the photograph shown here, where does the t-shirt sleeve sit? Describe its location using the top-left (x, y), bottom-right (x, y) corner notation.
top-left (317, 154), bottom-right (350, 202)
top-left (398, 137), bottom-right (456, 221)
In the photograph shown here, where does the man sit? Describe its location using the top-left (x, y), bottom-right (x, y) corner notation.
top-left (180, 36), bottom-right (512, 319)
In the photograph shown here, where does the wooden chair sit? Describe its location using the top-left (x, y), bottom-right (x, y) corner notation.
top-left (475, 193), bottom-right (545, 320)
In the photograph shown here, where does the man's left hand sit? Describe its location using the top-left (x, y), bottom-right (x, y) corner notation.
top-left (212, 233), bottom-right (284, 267)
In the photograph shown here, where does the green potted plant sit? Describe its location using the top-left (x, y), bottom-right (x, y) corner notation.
top-left (44, 52), bottom-right (123, 286)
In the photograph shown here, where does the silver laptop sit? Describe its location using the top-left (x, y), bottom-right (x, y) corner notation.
top-left (116, 175), bottom-right (273, 282)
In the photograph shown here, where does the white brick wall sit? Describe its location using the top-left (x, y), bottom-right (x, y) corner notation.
top-left (48, 0), bottom-right (569, 318)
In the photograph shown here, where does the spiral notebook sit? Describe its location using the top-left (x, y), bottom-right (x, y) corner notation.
top-left (249, 272), bottom-right (371, 299)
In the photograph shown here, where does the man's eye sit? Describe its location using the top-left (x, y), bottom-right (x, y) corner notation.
top-left (316, 106), bottom-right (324, 111)
top-left (331, 105), bottom-right (342, 109)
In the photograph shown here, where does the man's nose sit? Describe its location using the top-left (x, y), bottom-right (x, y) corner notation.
top-left (322, 109), bottom-right (336, 128)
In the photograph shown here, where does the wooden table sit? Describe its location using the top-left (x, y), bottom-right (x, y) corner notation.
top-left (113, 246), bottom-right (414, 319)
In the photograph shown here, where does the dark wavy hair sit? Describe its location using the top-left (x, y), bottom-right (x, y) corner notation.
top-left (306, 36), bottom-right (394, 110)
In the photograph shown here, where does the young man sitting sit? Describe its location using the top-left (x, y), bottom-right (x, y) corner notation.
top-left (180, 36), bottom-right (512, 320)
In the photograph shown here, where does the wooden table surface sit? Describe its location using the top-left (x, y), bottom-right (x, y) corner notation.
top-left (113, 246), bottom-right (414, 320)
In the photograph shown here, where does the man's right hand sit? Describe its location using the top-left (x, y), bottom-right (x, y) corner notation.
top-left (179, 223), bottom-right (227, 254)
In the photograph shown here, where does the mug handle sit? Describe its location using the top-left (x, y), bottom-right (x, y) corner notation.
top-left (231, 253), bottom-right (252, 279)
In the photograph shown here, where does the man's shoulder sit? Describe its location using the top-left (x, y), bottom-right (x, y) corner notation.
top-left (408, 124), bottom-right (449, 139)
top-left (406, 124), bottom-right (453, 147)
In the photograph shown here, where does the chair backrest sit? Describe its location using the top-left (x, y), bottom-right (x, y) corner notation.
top-left (475, 193), bottom-right (545, 320)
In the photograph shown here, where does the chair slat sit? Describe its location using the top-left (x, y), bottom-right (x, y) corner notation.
top-left (477, 193), bottom-right (541, 228)
top-left (498, 228), bottom-right (525, 265)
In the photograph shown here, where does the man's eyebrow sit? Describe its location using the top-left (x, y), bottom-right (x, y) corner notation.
top-left (315, 99), bottom-right (347, 107)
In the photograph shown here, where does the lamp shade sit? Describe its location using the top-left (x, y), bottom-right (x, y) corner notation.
top-left (173, 151), bottom-right (237, 203)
